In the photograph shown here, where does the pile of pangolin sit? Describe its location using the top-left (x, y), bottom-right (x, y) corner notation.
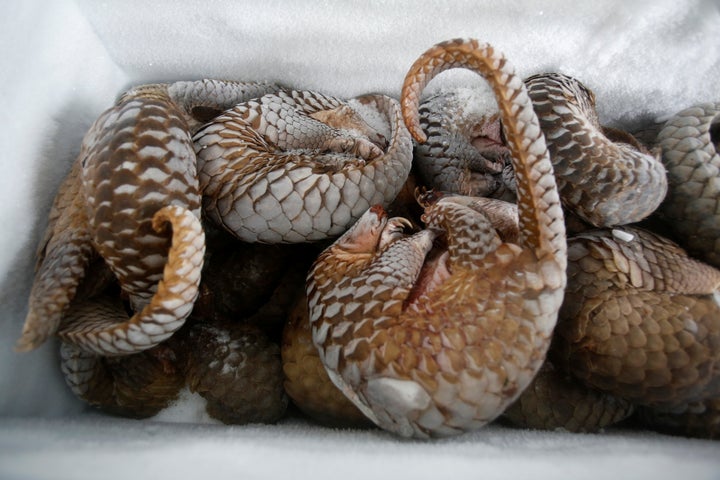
top-left (15, 38), bottom-right (720, 439)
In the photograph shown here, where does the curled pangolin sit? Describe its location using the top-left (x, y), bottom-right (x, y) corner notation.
top-left (433, 196), bottom-right (638, 433)
top-left (638, 398), bottom-right (720, 439)
top-left (306, 38), bottom-right (566, 438)
top-left (16, 80), bottom-right (278, 356)
top-left (193, 90), bottom-right (413, 243)
top-left (413, 72), bottom-right (667, 229)
top-left (413, 86), bottom-right (512, 199)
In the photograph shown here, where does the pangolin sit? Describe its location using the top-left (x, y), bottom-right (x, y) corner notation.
top-left (17, 80), bottom-right (276, 355)
top-left (193, 91), bottom-right (413, 243)
top-left (306, 38), bottom-right (567, 438)
top-left (412, 72), bottom-right (667, 230)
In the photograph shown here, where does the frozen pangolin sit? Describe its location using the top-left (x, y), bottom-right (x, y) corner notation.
top-left (653, 102), bottom-right (720, 268)
top-left (462, 170), bottom-right (720, 436)
top-left (414, 72), bottom-right (667, 229)
top-left (554, 226), bottom-right (720, 409)
top-left (193, 91), bottom-right (413, 243)
top-left (16, 80), bottom-right (277, 355)
top-left (638, 397), bottom-right (720, 439)
top-left (510, 226), bottom-right (720, 436)
top-left (306, 38), bottom-right (567, 438)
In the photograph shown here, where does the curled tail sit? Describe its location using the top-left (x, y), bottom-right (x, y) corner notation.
top-left (401, 38), bottom-right (566, 267)
top-left (58, 206), bottom-right (205, 356)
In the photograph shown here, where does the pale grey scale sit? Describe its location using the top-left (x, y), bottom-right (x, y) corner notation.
top-left (235, 91), bottom-right (367, 152)
top-left (654, 102), bottom-right (720, 268)
top-left (194, 92), bottom-right (412, 243)
top-left (524, 73), bottom-right (667, 228)
top-left (280, 89), bottom-right (345, 115)
top-left (60, 342), bottom-right (97, 397)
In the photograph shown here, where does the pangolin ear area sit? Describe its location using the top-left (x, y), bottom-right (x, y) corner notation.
top-left (335, 205), bottom-right (388, 254)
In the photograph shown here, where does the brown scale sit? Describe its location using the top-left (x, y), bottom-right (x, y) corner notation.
top-left (503, 361), bottom-right (635, 433)
top-left (17, 80), bottom-right (278, 356)
top-left (637, 397), bottom-right (720, 439)
top-left (184, 321), bottom-right (288, 424)
top-left (553, 227), bottom-right (720, 408)
top-left (427, 196), bottom-right (636, 433)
